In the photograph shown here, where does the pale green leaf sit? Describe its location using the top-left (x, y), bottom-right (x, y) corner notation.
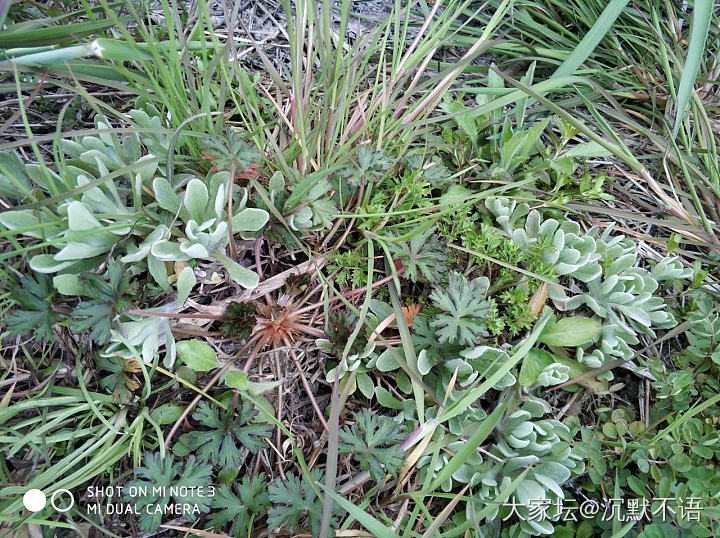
top-left (176, 339), bottom-right (221, 372)
top-left (232, 208), bottom-right (269, 232)
top-left (538, 316), bottom-right (601, 347)
top-left (176, 266), bottom-right (196, 304)
top-left (215, 252), bottom-right (259, 289)
top-left (183, 178), bottom-right (209, 223)
top-left (222, 369), bottom-right (249, 390)
top-left (53, 274), bottom-right (84, 295)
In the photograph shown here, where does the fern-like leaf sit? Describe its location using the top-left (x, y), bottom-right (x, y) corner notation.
top-left (429, 271), bottom-right (494, 346)
top-left (338, 409), bottom-right (406, 484)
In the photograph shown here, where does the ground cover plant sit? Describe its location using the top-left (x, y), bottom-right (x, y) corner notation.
top-left (1, 0), bottom-right (720, 536)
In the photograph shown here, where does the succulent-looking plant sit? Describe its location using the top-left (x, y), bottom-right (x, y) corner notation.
top-left (147, 172), bottom-right (268, 288)
top-left (485, 198), bottom-right (693, 375)
top-left (470, 396), bottom-right (585, 536)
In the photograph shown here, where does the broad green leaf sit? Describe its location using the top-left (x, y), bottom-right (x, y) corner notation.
top-left (53, 274), bottom-right (84, 295)
top-left (357, 373), bottom-right (374, 399)
top-left (0, 210), bottom-right (41, 235)
top-left (151, 240), bottom-right (189, 262)
top-left (54, 241), bottom-right (109, 261)
top-left (183, 178), bottom-right (209, 223)
top-left (222, 369), bottom-right (249, 390)
top-left (246, 379), bottom-right (282, 396)
top-left (232, 208), bottom-right (269, 232)
top-left (417, 350), bottom-right (433, 376)
top-left (29, 254), bottom-right (77, 273)
top-left (176, 340), bottom-right (221, 372)
top-left (153, 177), bottom-right (180, 213)
top-left (538, 316), bottom-right (601, 347)
top-left (67, 201), bottom-right (100, 231)
top-left (150, 403), bottom-right (185, 425)
top-left (375, 349), bottom-right (399, 372)
top-left (519, 348), bottom-right (549, 386)
top-left (563, 141), bottom-right (612, 158)
top-left (179, 242), bottom-right (209, 259)
top-left (626, 475), bottom-right (649, 497)
top-left (375, 386), bottom-right (403, 410)
top-left (148, 254), bottom-right (170, 289)
top-left (668, 452), bottom-right (692, 473)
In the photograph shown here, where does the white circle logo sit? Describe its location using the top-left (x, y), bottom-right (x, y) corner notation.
top-left (22, 489), bottom-right (46, 512)
top-left (50, 489), bottom-right (75, 513)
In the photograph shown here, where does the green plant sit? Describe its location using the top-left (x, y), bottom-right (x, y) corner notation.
top-left (267, 469), bottom-right (343, 535)
top-left (220, 301), bottom-right (256, 338)
top-left (338, 409), bottom-right (406, 484)
top-left (428, 271), bottom-right (495, 346)
top-left (149, 173), bottom-right (269, 289)
top-left (124, 452), bottom-right (213, 531)
top-left (387, 226), bottom-right (447, 284)
top-left (207, 475), bottom-right (270, 537)
top-left (485, 198), bottom-right (693, 373)
top-left (464, 396), bottom-right (585, 536)
top-left (96, 354), bottom-right (141, 403)
top-left (5, 273), bottom-right (64, 342)
top-left (174, 401), bottom-right (272, 468)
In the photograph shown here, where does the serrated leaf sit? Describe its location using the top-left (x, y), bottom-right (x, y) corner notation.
top-left (6, 273), bottom-right (65, 341)
top-left (429, 272), bottom-right (492, 346)
top-left (207, 477), bottom-right (270, 537)
top-left (125, 453), bottom-right (212, 532)
top-left (97, 354), bottom-right (141, 402)
top-left (177, 401), bottom-right (271, 468)
top-left (339, 409), bottom-right (406, 484)
top-left (268, 469), bottom-right (343, 535)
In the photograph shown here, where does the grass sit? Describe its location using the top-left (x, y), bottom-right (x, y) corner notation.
top-left (1, 0), bottom-right (720, 537)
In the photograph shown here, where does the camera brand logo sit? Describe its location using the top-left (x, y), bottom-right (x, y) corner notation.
top-left (23, 489), bottom-right (74, 512)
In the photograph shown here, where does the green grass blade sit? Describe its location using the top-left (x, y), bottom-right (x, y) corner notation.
top-left (427, 400), bottom-right (508, 493)
top-left (0, 18), bottom-right (120, 48)
top-left (317, 483), bottom-right (399, 537)
top-left (552, 0), bottom-right (629, 79)
top-left (439, 308), bottom-right (552, 424)
top-left (672, 0), bottom-right (713, 139)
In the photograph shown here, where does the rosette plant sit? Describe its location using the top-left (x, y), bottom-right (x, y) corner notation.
top-left (130, 171), bottom-right (269, 289)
